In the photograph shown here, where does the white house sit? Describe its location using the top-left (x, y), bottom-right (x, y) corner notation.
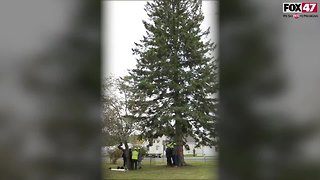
top-left (143, 135), bottom-right (217, 157)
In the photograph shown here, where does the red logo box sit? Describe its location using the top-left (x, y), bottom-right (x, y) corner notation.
top-left (302, 2), bottom-right (318, 13)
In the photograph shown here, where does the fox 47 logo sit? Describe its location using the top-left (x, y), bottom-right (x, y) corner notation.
top-left (283, 2), bottom-right (318, 13)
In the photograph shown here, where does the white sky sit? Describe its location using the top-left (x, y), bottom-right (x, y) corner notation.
top-left (103, 1), bottom-right (218, 78)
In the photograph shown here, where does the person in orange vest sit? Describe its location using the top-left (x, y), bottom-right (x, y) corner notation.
top-left (131, 147), bottom-right (139, 170)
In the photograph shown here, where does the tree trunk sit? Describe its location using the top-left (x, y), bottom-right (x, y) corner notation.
top-left (179, 145), bottom-right (187, 166)
top-left (124, 141), bottom-right (131, 170)
top-left (175, 118), bottom-right (187, 166)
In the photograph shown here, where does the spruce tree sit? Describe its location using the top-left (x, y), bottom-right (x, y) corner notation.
top-left (127, 0), bottom-right (218, 165)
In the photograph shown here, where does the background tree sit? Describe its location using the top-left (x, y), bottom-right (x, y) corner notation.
top-left (102, 133), bottom-right (119, 147)
top-left (108, 149), bottom-right (123, 164)
top-left (127, 0), bottom-right (218, 165)
top-left (102, 76), bottom-right (136, 169)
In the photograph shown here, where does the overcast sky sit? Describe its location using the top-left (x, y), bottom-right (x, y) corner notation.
top-left (103, 1), bottom-right (218, 78)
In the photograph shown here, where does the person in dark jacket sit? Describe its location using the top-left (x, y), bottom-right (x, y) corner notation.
top-left (137, 147), bottom-right (143, 169)
top-left (172, 143), bottom-right (178, 166)
top-left (129, 148), bottom-right (133, 170)
top-left (165, 144), bottom-right (173, 166)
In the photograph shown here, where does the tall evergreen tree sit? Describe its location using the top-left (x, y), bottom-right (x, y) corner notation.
top-left (128, 0), bottom-right (218, 164)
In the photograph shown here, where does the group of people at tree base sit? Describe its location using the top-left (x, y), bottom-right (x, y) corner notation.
top-left (165, 142), bottom-right (184, 167)
top-left (117, 143), bottom-right (143, 170)
top-left (116, 141), bottom-right (184, 170)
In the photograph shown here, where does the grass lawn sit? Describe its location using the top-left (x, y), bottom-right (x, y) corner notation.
top-left (103, 159), bottom-right (217, 179)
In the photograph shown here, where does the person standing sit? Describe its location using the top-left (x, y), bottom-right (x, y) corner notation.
top-left (137, 147), bottom-right (143, 169)
top-left (132, 147), bottom-right (139, 170)
top-left (165, 144), bottom-right (173, 166)
top-left (172, 143), bottom-right (178, 167)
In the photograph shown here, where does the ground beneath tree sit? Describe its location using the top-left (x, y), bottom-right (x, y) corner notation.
top-left (103, 160), bottom-right (217, 179)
